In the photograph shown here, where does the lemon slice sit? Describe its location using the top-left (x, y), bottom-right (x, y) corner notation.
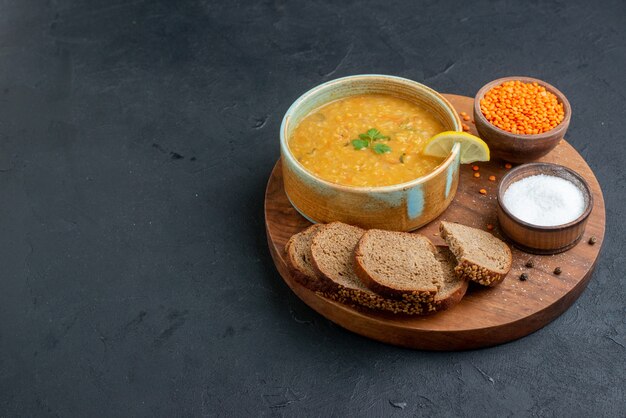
top-left (423, 131), bottom-right (490, 164)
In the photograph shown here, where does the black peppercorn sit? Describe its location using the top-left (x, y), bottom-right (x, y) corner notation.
top-left (554, 267), bottom-right (562, 275)
top-left (520, 273), bottom-right (528, 281)
top-left (588, 236), bottom-right (597, 245)
top-left (525, 260), bottom-right (534, 268)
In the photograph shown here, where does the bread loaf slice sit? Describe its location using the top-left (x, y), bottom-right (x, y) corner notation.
top-left (433, 246), bottom-right (469, 310)
top-left (309, 222), bottom-right (430, 315)
top-left (353, 229), bottom-right (441, 304)
top-left (439, 221), bottom-right (512, 287)
top-left (284, 224), bottom-right (323, 290)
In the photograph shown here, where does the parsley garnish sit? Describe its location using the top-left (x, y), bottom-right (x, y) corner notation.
top-left (351, 128), bottom-right (392, 153)
top-left (372, 143), bottom-right (392, 154)
top-left (362, 128), bottom-right (389, 141)
top-left (351, 139), bottom-right (370, 150)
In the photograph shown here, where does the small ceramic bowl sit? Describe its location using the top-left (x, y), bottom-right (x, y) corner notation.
top-left (474, 76), bottom-right (571, 163)
top-left (497, 163), bottom-right (593, 254)
top-left (280, 74), bottom-right (462, 231)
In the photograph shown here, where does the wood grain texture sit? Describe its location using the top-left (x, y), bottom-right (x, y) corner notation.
top-left (265, 94), bottom-right (606, 351)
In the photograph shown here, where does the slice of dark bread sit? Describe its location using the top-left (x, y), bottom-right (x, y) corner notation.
top-left (439, 221), bottom-right (512, 287)
top-left (309, 222), bottom-right (430, 315)
top-left (284, 224), bottom-right (323, 290)
top-left (353, 229), bottom-right (441, 304)
top-left (433, 246), bottom-right (469, 311)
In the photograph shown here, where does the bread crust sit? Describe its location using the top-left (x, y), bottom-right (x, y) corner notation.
top-left (432, 246), bottom-right (469, 311)
top-left (355, 234), bottom-right (468, 313)
top-left (309, 223), bottom-right (434, 315)
top-left (308, 222), bottom-right (364, 295)
top-left (454, 259), bottom-right (509, 287)
top-left (433, 282), bottom-right (468, 310)
top-left (285, 222), bottom-right (472, 315)
top-left (354, 230), bottom-right (439, 303)
top-left (439, 221), bottom-right (513, 287)
top-left (284, 224), bottom-right (323, 291)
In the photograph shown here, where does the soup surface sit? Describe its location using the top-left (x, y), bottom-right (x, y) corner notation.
top-left (289, 94), bottom-right (445, 187)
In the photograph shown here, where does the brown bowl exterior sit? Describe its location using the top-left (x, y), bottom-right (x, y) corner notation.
top-left (496, 163), bottom-right (593, 254)
top-left (497, 206), bottom-right (590, 254)
top-left (283, 149), bottom-right (460, 231)
top-left (474, 76), bottom-right (571, 163)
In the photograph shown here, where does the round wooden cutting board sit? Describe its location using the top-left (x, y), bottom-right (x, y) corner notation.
top-left (264, 94), bottom-right (605, 351)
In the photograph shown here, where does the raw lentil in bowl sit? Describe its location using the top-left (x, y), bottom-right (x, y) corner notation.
top-left (473, 76), bottom-right (571, 163)
top-left (480, 80), bottom-right (565, 135)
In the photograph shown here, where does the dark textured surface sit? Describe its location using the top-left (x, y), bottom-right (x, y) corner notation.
top-left (0, 0), bottom-right (624, 416)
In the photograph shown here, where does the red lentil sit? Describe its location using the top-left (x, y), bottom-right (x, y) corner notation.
top-left (480, 80), bottom-right (564, 135)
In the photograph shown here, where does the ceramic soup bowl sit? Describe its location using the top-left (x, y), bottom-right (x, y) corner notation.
top-left (280, 74), bottom-right (462, 231)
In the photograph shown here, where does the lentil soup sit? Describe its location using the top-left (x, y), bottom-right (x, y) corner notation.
top-left (288, 94), bottom-right (445, 187)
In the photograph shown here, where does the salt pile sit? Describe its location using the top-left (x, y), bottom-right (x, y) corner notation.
top-left (502, 174), bottom-right (585, 226)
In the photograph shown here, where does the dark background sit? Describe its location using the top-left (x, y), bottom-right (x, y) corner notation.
top-left (0, 0), bottom-right (624, 416)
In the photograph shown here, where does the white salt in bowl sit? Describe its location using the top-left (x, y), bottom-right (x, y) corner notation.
top-left (497, 163), bottom-right (593, 254)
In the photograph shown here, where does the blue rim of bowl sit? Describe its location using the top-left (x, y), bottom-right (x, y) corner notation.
top-left (280, 74), bottom-right (463, 192)
top-left (497, 162), bottom-right (593, 231)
